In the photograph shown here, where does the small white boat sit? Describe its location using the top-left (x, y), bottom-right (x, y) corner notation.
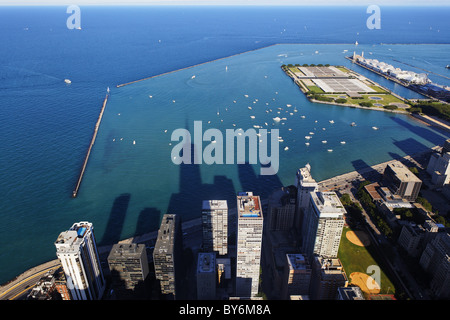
top-left (322, 140), bottom-right (327, 144)
top-left (301, 115), bottom-right (306, 119)
top-left (305, 136), bottom-right (311, 139)
top-left (273, 117), bottom-right (281, 122)
top-left (191, 75), bottom-right (196, 79)
top-left (286, 104), bottom-right (292, 107)
top-left (351, 122), bottom-right (357, 126)
top-left (244, 94), bottom-right (249, 98)
top-left (340, 141), bottom-right (346, 144)
top-left (305, 142), bottom-right (310, 146)
top-left (372, 126), bottom-right (379, 130)
top-left (250, 115), bottom-right (255, 119)
top-left (329, 120), bottom-right (334, 124)
top-left (64, 79), bottom-right (71, 84)
top-left (149, 95), bottom-right (153, 98)
top-left (284, 147), bottom-right (289, 151)
top-left (327, 149), bottom-right (333, 152)
top-left (133, 140), bottom-right (136, 145)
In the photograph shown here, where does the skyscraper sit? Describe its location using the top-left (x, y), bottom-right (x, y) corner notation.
top-left (236, 192), bottom-right (264, 298)
top-left (55, 221), bottom-right (105, 300)
top-left (302, 192), bottom-right (346, 259)
top-left (202, 200), bottom-right (228, 256)
top-left (107, 243), bottom-right (149, 299)
top-left (153, 214), bottom-right (181, 299)
top-left (196, 252), bottom-right (216, 300)
top-left (295, 164), bottom-right (319, 230)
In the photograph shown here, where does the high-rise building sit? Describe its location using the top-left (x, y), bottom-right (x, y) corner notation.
top-left (295, 164), bottom-right (319, 230)
top-left (267, 186), bottom-right (297, 231)
top-left (283, 254), bottom-right (311, 299)
top-left (196, 252), bottom-right (216, 300)
top-left (310, 256), bottom-right (348, 300)
top-left (382, 161), bottom-right (422, 201)
top-left (236, 192), bottom-right (264, 298)
top-left (302, 192), bottom-right (345, 259)
top-left (153, 214), bottom-right (181, 299)
top-left (55, 221), bottom-right (105, 300)
top-left (419, 233), bottom-right (450, 299)
top-left (202, 200), bottom-right (228, 256)
top-left (107, 243), bottom-right (149, 298)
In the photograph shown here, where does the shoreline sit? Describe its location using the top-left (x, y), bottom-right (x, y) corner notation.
top-left (1, 145), bottom-right (438, 298)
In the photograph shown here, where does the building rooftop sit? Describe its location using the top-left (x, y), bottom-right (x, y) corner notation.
top-left (237, 192), bottom-right (262, 218)
top-left (108, 243), bottom-right (145, 259)
top-left (386, 162), bottom-right (422, 183)
top-left (202, 200), bottom-right (228, 210)
top-left (55, 222), bottom-right (92, 253)
top-left (310, 192), bottom-right (346, 218)
top-left (154, 214), bottom-right (177, 253)
top-left (296, 164), bottom-right (318, 185)
top-left (197, 252), bottom-right (216, 273)
top-left (287, 254), bottom-right (310, 271)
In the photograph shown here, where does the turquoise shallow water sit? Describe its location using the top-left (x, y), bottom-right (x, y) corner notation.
top-left (69, 43), bottom-right (449, 249)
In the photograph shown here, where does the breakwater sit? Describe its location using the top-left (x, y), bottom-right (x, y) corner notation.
top-left (72, 94), bottom-right (109, 198)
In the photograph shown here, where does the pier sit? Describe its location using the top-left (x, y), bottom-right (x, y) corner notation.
top-left (72, 94), bottom-right (109, 198)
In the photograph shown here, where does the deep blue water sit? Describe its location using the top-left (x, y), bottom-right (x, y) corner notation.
top-left (0, 5), bottom-right (449, 285)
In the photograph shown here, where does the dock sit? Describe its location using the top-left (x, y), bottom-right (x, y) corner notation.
top-left (72, 94), bottom-right (109, 198)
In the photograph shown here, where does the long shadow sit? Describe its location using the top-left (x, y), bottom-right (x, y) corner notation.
top-left (166, 140), bottom-right (237, 223)
top-left (99, 193), bottom-right (131, 246)
top-left (350, 159), bottom-right (381, 182)
top-left (389, 116), bottom-right (447, 146)
top-left (237, 162), bottom-right (283, 200)
top-left (134, 207), bottom-right (161, 239)
top-left (392, 137), bottom-right (430, 157)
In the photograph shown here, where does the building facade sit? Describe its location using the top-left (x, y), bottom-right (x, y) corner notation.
top-left (202, 200), bottom-right (228, 256)
top-left (236, 192), bottom-right (264, 298)
top-left (153, 214), bottom-right (181, 299)
top-left (283, 254), bottom-right (311, 299)
top-left (267, 186), bottom-right (297, 231)
top-left (107, 243), bottom-right (149, 298)
top-left (310, 256), bottom-right (348, 300)
top-left (382, 161), bottom-right (422, 202)
top-left (302, 192), bottom-right (346, 259)
top-left (196, 252), bottom-right (216, 300)
top-left (55, 221), bottom-right (105, 300)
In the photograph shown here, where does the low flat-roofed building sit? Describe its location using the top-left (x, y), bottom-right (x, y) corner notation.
top-left (382, 161), bottom-right (422, 202)
top-left (337, 286), bottom-right (365, 300)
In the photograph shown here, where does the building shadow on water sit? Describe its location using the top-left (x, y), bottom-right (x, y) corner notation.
top-left (351, 159), bottom-right (382, 182)
top-left (166, 141), bottom-right (237, 222)
top-left (99, 193), bottom-right (131, 246)
top-left (237, 162), bottom-right (283, 200)
top-left (389, 116), bottom-right (447, 146)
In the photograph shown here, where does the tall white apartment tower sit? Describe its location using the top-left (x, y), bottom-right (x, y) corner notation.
top-left (202, 200), bottom-right (228, 256)
top-left (236, 192), bottom-right (264, 298)
top-left (295, 164), bottom-right (319, 230)
top-left (302, 192), bottom-right (346, 259)
top-left (55, 221), bottom-right (105, 300)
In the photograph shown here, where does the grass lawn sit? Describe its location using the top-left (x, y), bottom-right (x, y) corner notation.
top-left (338, 226), bottom-right (396, 297)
